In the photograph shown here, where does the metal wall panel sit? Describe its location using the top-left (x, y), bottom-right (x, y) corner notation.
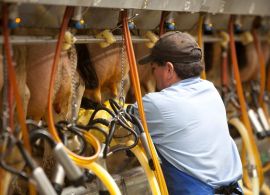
top-left (3, 0), bottom-right (270, 16)
top-left (133, 10), bottom-right (161, 30)
top-left (222, 0), bottom-right (270, 16)
top-left (1, 3), bottom-right (269, 30)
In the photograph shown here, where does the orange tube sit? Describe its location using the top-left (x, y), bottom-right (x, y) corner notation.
top-left (267, 65), bottom-right (270, 92)
top-left (221, 51), bottom-right (229, 88)
top-left (2, 4), bottom-right (35, 194)
top-left (46, 7), bottom-right (100, 165)
top-left (47, 7), bottom-right (74, 142)
top-left (122, 10), bottom-right (168, 195)
top-left (263, 163), bottom-right (270, 173)
top-left (252, 29), bottom-right (270, 120)
top-left (159, 11), bottom-right (167, 36)
top-left (228, 16), bottom-right (264, 188)
top-left (8, 83), bottom-right (14, 132)
top-left (2, 3), bottom-right (31, 155)
top-left (197, 15), bottom-right (206, 80)
top-left (252, 29), bottom-right (266, 107)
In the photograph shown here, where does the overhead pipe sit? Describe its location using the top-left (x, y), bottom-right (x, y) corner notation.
top-left (1, 35), bottom-right (269, 45)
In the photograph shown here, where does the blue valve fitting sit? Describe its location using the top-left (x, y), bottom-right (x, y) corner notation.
top-left (165, 22), bottom-right (176, 31)
top-left (8, 18), bottom-right (21, 29)
top-left (234, 23), bottom-right (242, 34)
top-left (203, 23), bottom-right (213, 34)
top-left (70, 19), bottom-right (85, 29)
top-left (128, 21), bottom-right (135, 30)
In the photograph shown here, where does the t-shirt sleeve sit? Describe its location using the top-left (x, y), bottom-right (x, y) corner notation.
top-left (132, 94), bottom-right (165, 144)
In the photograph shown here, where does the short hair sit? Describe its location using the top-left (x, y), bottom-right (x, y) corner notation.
top-left (154, 60), bottom-right (203, 79)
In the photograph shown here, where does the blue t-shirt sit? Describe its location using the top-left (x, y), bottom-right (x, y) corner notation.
top-left (133, 77), bottom-right (242, 188)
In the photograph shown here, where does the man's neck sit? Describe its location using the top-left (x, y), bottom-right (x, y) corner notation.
top-left (168, 75), bottom-right (181, 87)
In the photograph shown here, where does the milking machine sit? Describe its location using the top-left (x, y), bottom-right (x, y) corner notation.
top-left (227, 15), bottom-right (270, 194)
top-left (249, 81), bottom-right (270, 137)
top-left (74, 10), bottom-right (163, 191)
top-left (228, 118), bottom-right (260, 195)
top-left (252, 21), bottom-right (270, 134)
top-left (0, 133), bottom-right (58, 195)
top-left (77, 98), bottom-right (162, 194)
top-left (29, 128), bottom-right (85, 191)
top-left (219, 31), bottom-right (260, 194)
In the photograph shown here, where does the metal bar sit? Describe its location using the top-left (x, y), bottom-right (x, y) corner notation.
top-left (0, 35), bottom-right (148, 44)
top-left (0, 35), bottom-right (268, 45)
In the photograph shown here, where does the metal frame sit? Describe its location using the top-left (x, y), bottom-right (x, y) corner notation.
top-left (2, 0), bottom-right (270, 16)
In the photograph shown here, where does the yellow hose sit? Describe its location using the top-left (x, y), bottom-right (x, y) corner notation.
top-left (261, 182), bottom-right (270, 195)
top-left (78, 106), bottom-right (161, 194)
top-left (239, 181), bottom-right (253, 195)
top-left (127, 141), bottom-right (161, 195)
top-left (77, 162), bottom-right (121, 195)
top-left (68, 131), bottom-right (101, 165)
top-left (229, 118), bottom-right (259, 195)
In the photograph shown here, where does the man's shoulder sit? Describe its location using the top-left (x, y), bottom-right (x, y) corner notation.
top-left (143, 91), bottom-right (167, 103)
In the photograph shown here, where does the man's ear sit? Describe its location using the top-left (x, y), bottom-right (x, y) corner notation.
top-left (166, 62), bottom-right (175, 78)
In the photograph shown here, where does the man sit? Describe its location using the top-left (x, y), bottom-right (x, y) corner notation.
top-left (133, 31), bottom-right (243, 194)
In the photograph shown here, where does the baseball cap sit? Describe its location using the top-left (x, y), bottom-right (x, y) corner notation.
top-left (138, 31), bottom-right (202, 65)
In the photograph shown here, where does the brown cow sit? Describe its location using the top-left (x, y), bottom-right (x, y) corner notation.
top-left (80, 43), bottom-right (130, 103)
top-left (82, 42), bottom-right (156, 104)
top-left (0, 45), bottom-right (31, 195)
top-left (26, 44), bottom-right (85, 122)
top-left (0, 44), bottom-right (85, 195)
top-left (134, 43), bottom-right (156, 95)
top-left (125, 43), bottom-right (156, 103)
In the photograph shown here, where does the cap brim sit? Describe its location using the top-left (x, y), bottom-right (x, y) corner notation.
top-left (138, 54), bottom-right (154, 65)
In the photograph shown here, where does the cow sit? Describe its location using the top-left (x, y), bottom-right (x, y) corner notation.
top-left (26, 44), bottom-right (85, 122)
top-left (78, 43), bottom-right (130, 104)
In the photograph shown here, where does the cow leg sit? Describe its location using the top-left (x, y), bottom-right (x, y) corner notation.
top-left (84, 86), bottom-right (102, 103)
top-left (110, 82), bottom-right (119, 98)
